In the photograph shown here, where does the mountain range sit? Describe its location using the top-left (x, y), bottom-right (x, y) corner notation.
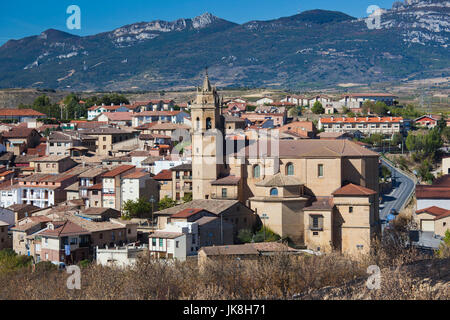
top-left (0, 0), bottom-right (448, 91)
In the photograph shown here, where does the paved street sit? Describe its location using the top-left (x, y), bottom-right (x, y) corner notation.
top-left (379, 158), bottom-right (416, 224)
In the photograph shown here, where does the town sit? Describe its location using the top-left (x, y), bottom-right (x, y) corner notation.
top-left (0, 70), bottom-right (448, 274)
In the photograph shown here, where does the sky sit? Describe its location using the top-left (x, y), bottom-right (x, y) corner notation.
top-left (0, 0), bottom-right (397, 45)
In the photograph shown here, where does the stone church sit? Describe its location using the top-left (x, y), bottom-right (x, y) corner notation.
top-left (188, 71), bottom-right (381, 255)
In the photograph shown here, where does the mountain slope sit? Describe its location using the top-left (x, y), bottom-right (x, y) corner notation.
top-left (0, 1), bottom-right (448, 91)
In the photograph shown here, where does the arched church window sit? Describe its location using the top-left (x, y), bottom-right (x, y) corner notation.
top-left (286, 163), bottom-right (294, 176)
top-left (253, 165), bottom-right (261, 178)
top-left (270, 188), bottom-right (278, 196)
top-left (206, 117), bottom-right (212, 130)
top-left (196, 117), bottom-right (200, 130)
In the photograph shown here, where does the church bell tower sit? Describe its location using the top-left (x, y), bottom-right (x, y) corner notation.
top-left (191, 69), bottom-right (225, 200)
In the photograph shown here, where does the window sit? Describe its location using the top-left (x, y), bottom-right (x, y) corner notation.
top-left (318, 164), bottom-right (324, 177)
top-left (196, 117), bottom-right (200, 130)
top-left (70, 238), bottom-right (77, 245)
top-left (310, 215), bottom-right (323, 231)
top-left (349, 206), bottom-right (353, 213)
top-left (253, 165), bottom-right (261, 178)
top-left (206, 117), bottom-right (212, 130)
top-left (286, 163), bottom-right (294, 176)
top-left (99, 233), bottom-right (103, 240)
top-left (176, 241), bottom-right (179, 248)
top-left (159, 238), bottom-right (163, 247)
top-left (152, 238), bottom-right (156, 246)
top-left (222, 188), bottom-right (227, 198)
top-left (270, 188), bottom-right (278, 196)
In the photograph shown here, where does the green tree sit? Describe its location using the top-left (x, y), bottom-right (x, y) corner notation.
top-left (237, 229), bottom-right (254, 243)
top-left (237, 226), bottom-right (281, 243)
top-left (437, 230), bottom-right (450, 258)
top-left (182, 193), bottom-right (192, 203)
top-left (391, 133), bottom-right (403, 147)
top-left (368, 133), bottom-right (383, 147)
top-left (442, 127), bottom-right (450, 144)
top-left (362, 100), bottom-right (388, 115)
top-left (158, 196), bottom-right (177, 210)
top-left (311, 101), bottom-right (324, 114)
top-left (123, 198), bottom-right (153, 218)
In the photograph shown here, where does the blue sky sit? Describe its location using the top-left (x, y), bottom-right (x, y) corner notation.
top-left (0, 0), bottom-right (396, 45)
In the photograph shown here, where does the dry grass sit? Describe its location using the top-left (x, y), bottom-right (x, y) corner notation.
top-left (0, 230), bottom-right (447, 300)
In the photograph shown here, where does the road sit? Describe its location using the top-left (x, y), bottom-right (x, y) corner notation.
top-left (379, 158), bottom-right (416, 225)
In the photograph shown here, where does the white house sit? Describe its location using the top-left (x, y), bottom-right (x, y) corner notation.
top-left (149, 220), bottom-right (201, 261)
top-left (120, 170), bottom-right (157, 203)
top-left (256, 97), bottom-right (274, 106)
top-left (339, 93), bottom-right (397, 108)
top-left (132, 111), bottom-right (189, 127)
top-left (87, 104), bottom-right (133, 121)
top-left (0, 181), bottom-right (20, 208)
top-left (149, 231), bottom-right (187, 261)
top-left (153, 159), bottom-right (191, 175)
top-left (96, 245), bottom-right (147, 268)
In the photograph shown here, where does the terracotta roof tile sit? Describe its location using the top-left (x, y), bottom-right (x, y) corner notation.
top-left (153, 169), bottom-right (172, 180)
top-left (102, 165), bottom-right (135, 178)
top-left (332, 183), bottom-right (377, 196)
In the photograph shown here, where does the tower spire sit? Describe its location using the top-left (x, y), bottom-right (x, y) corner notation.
top-left (202, 67), bottom-right (212, 92)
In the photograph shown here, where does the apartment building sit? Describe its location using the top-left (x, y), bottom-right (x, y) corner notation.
top-left (79, 127), bottom-right (136, 156)
top-left (87, 103), bottom-right (134, 121)
top-left (153, 169), bottom-right (173, 200)
top-left (171, 163), bottom-right (192, 202)
top-left (132, 111), bottom-right (189, 127)
top-left (38, 221), bottom-right (91, 264)
top-left (102, 165), bottom-right (136, 210)
top-left (319, 116), bottom-right (404, 135)
top-left (0, 179), bottom-right (20, 208)
top-left (121, 170), bottom-right (159, 204)
top-left (18, 173), bottom-right (79, 208)
top-left (31, 155), bottom-right (77, 174)
top-left (2, 127), bottom-right (41, 155)
top-left (340, 93), bottom-right (397, 108)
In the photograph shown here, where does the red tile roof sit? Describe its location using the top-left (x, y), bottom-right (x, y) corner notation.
top-left (416, 206), bottom-right (450, 220)
top-left (416, 206), bottom-right (449, 216)
top-left (88, 183), bottom-right (103, 190)
top-left (153, 169), bottom-right (172, 180)
top-left (123, 170), bottom-right (149, 179)
top-left (3, 127), bottom-right (39, 138)
top-left (97, 112), bottom-right (133, 121)
top-left (332, 183), bottom-right (377, 196)
top-left (102, 165), bottom-right (135, 178)
top-left (41, 221), bottom-right (89, 237)
top-left (0, 109), bottom-right (45, 117)
top-left (171, 208), bottom-right (204, 218)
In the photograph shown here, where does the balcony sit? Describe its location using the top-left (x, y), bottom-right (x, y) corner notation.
top-left (309, 226), bottom-right (323, 232)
